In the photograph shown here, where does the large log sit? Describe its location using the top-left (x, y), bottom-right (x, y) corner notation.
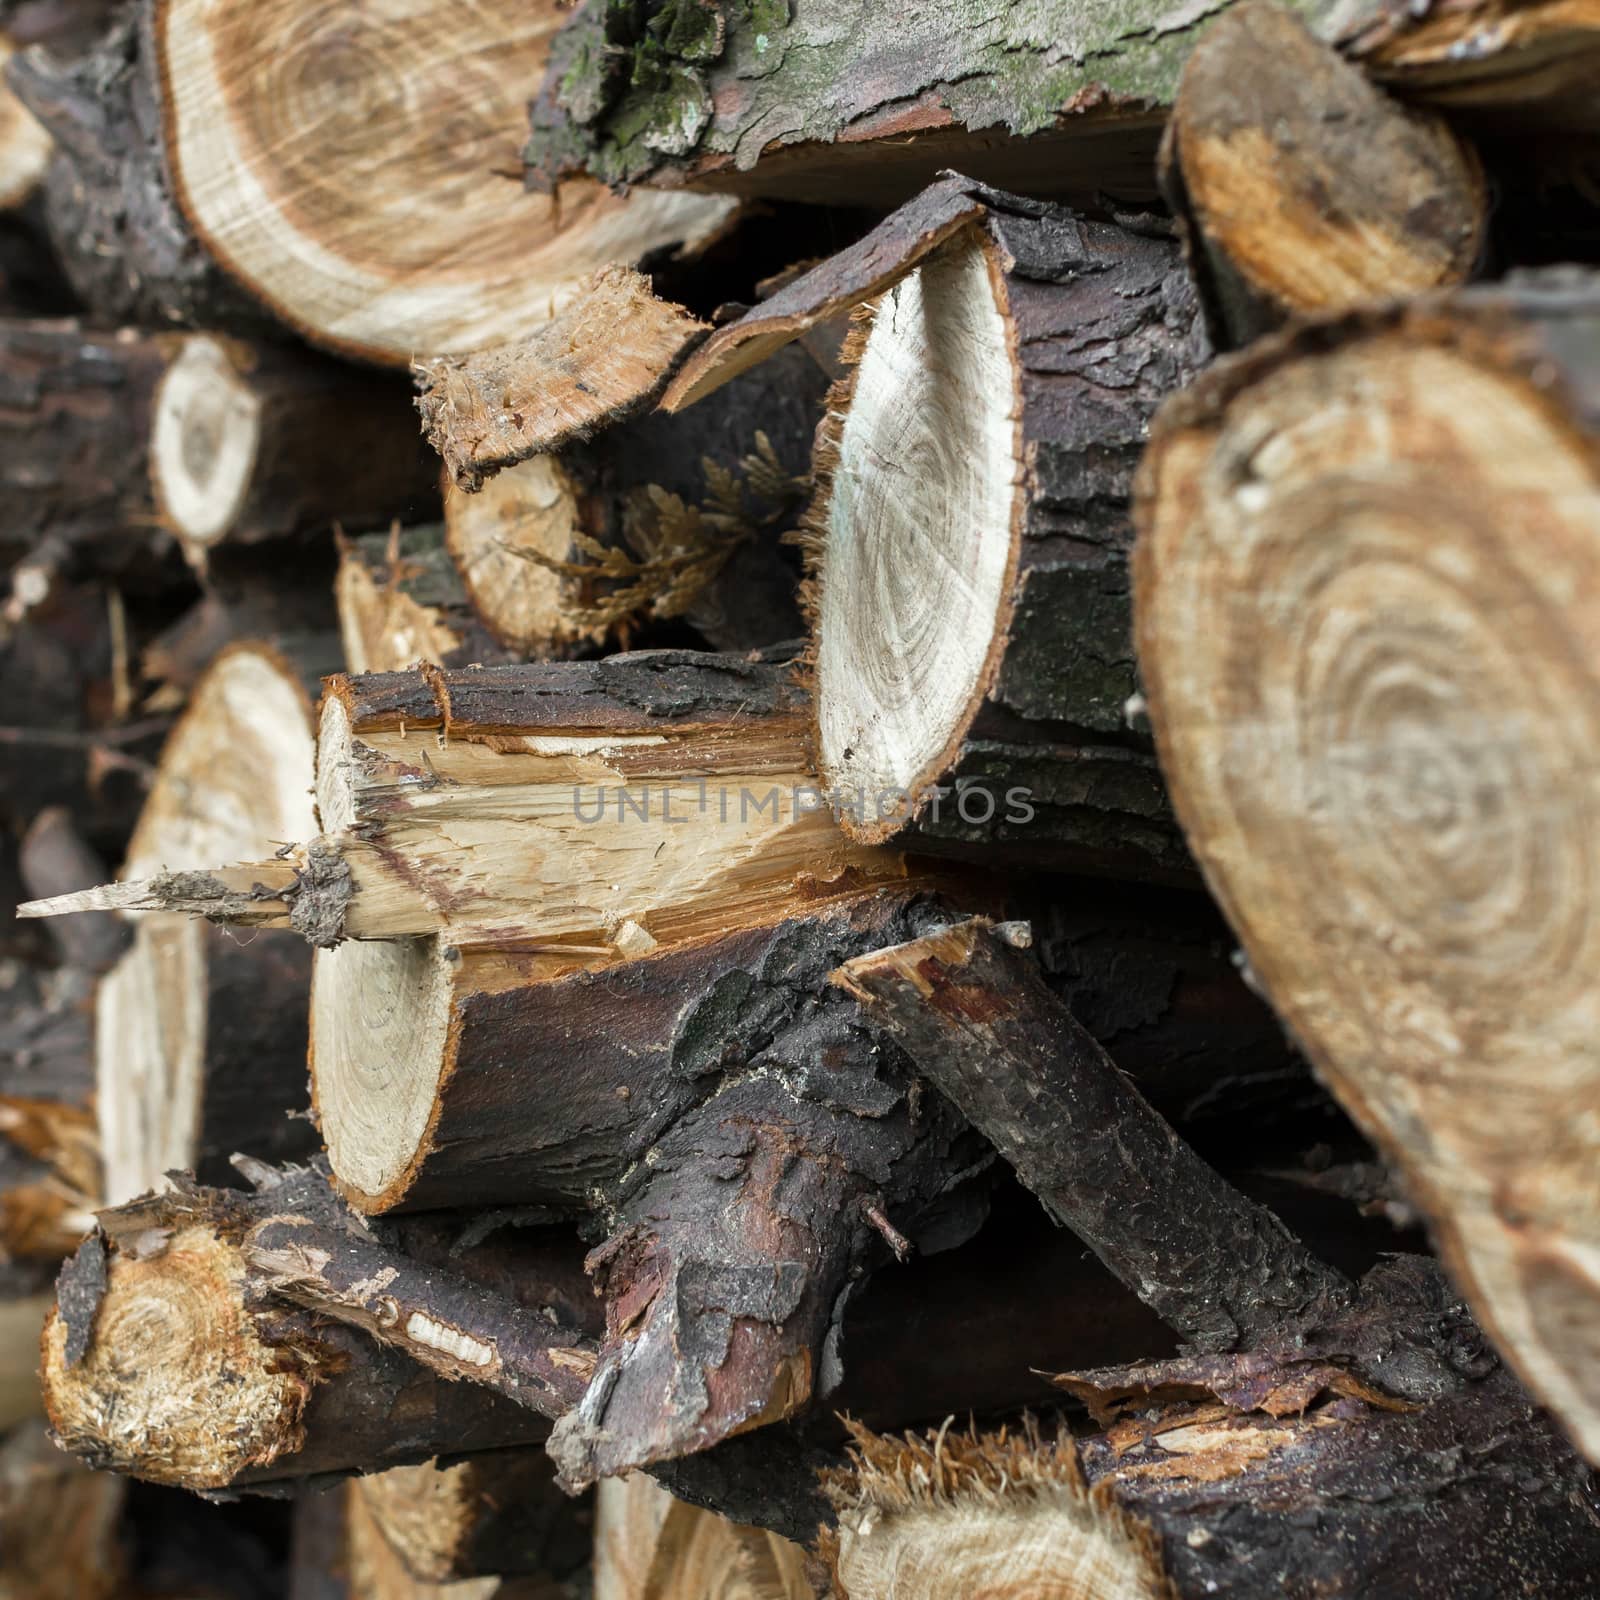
top-left (1159, 0), bottom-right (1487, 348)
top-left (20, 0), bottom-right (735, 362)
top-left (1133, 268), bottom-right (1600, 1463)
top-left (94, 643), bottom-right (319, 1204)
top-left (667, 177), bottom-right (1206, 874)
top-left (523, 0), bottom-right (1600, 205)
top-left (822, 1377), bottom-right (1600, 1598)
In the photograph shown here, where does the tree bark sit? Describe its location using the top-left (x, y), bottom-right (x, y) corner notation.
top-left (1133, 268), bottom-right (1600, 1464)
top-left (670, 176), bottom-right (1206, 874)
top-left (524, 0), bottom-right (1600, 205)
top-left (834, 917), bottom-right (1347, 1352)
top-left (1159, 0), bottom-right (1487, 349)
top-left (823, 1375), bottom-right (1600, 1599)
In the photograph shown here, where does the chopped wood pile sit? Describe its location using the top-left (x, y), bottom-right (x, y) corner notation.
top-left (3, 0), bottom-right (1599, 1595)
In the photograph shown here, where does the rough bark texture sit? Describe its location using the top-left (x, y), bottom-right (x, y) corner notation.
top-left (4, 9), bottom-right (272, 329)
top-left (1159, 1), bottom-right (1487, 349)
top-left (824, 1378), bottom-right (1600, 1599)
top-left (1133, 268), bottom-right (1600, 1464)
top-left (416, 265), bottom-right (709, 493)
top-left (834, 918), bottom-right (1346, 1351)
top-left (524, 0), bottom-right (1600, 204)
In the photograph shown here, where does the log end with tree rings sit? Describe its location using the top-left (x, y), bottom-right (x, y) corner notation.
top-left (154, 0), bottom-right (734, 362)
top-left (813, 231), bottom-right (1021, 843)
top-left (443, 458), bottom-right (595, 656)
top-left (0, 37), bottom-right (53, 211)
top-left (148, 336), bottom-right (264, 560)
top-left (41, 1227), bottom-right (310, 1489)
top-left (308, 935), bottom-right (457, 1215)
top-left (1133, 290), bottom-right (1600, 1463)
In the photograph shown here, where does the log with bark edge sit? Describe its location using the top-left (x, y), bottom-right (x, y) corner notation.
top-left (100, 0), bottom-right (730, 363)
top-left (337, 524), bottom-right (513, 677)
top-left (593, 1473), bottom-right (814, 1600)
top-left (0, 318), bottom-right (435, 600)
top-left (355, 1453), bottom-right (589, 1586)
top-left (31, 650), bottom-right (905, 945)
top-left (93, 643), bottom-right (320, 1205)
top-left (524, 0), bottom-right (1600, 206)
top-left (1132, 268), bottom-right (1600, 1464)
top-left (0, 1419), bottom-right (128, 1600)
top-left (439, 342), bottom-right (818, 656)
top-left (820, 1382), bottom-right (1600, 1600)
top-left (39, 1165), bottom-right (600, 1492)
top-left (1158, 0), bottom-right (1487, 348)
top-left (666, 176), bottom-right (1205, 874)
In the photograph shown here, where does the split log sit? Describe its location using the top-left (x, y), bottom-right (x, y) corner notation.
top-left (356, 1453), bottom-right (589, 1586)
top-left (1159, 0), bottom-right (1487, 348)
top-left (524, 0), bottom-right (1600, 205)
top-left (94, 643), bottom-right (319, 1204)
top-left (669, 176), bottom-right (1206, 874)
top-left (30, 650), bottom-right (905, 945)
top-left (0, 319), bottom-right (434, 597)
top-left (440, 342), bottom-right (817, 655)
top-left (593, 1474), bottom-right (814, 1600)
top-left (144, 0), bottom-right (732, 362)
top-left (337, 525), bottom-right (512, 677)
top-left (834, 918), bottom-right (1347, 1352)
top-left (0, 1419), bottom-right (127, 1600)
top-left (1132, 269), bottom-right (1600, 1462)
top-left (822, 1381), bottom-right (1600, 1599)
top-left (39, 1167), bottom-right (595, 1491)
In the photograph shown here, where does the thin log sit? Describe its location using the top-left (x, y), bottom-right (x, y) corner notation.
top-left (834, 917), bottom-right (1347, 1352)
top-left (524, 0), bottom-right (1600, 204)
top-left (1159, 0), bottom-right (1486, 349)
top-left (1134, 268), bottom-right (1600, 1463)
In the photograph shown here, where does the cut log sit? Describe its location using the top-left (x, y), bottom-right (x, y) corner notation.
top-left (524, 0), bottom-right (1600, 205)
top-left (0, 33), bottom-right (51, 209)
top-left (337, 525), bottom-right (512, 677)
top-left (1159, 0), bottom-right (1487, 348)
top-left (441, 343), bottom-right (817, 655)
top-left (834, 918), bottom-right (1347, 1352)
top-left (95, 643), bottom-right (319, 1203)
top-left (416, 267), bottom-right (709, 493)
top-left (593, 1473), bottom-right (814, 1600)
top-left (0, 319), bottom-right (435, 607)
top-left (146, 0), bottom-right (733, 362)
top-left (1133, 269), bottom-right (1600, 1463)
top-left (0, 1419), bottom-right (127, 1600)
top-left (822, 1377), bottom-right (1600, 1599)
top-left (356, 1454), bottom-right (589, 1585)
top-left (39, 1169), bottom-right (587, 1491)
top-left (670, 177), bottom-right (1205, 873)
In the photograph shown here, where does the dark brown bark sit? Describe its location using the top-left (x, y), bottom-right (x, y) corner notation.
top-left (524, 0), bottom-right (1600, 205)
top-left (1159, 0), bottom-right (1486, 349)
top-left (3, 10), bottom-right (269, 330)
top-left (834, 917), bottom-right (1348, 1351)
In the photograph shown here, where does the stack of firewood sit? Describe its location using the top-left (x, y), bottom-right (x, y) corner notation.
top-left (3, 0), bottom-right (1599, 1594)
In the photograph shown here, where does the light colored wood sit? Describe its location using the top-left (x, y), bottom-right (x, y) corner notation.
top-left (594, 1474), bottom-right (814, 1600)
top-left (814, 232), bottom-right (1019, 838)
top-left (97, 645), bottom-right (317, 1204)
top-left (156, 0), bottom-right (733, 363)
top-left (444, 458), bottom-right (593, 655)
top-left (338, 531), bottom-right (472, 677)
top-left (0, 36), bottom-right (53, 210)
top-left (345, 1483), bottom-right (508, 1600)
top-left (1134, 325), bottom-right (1600, 1462)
